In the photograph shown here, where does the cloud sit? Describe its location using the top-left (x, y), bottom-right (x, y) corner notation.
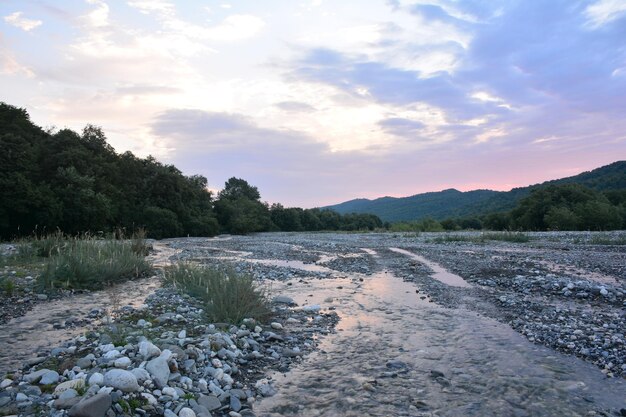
top-left (274, 101), bottom-right (317, 112)
top-left (3, 11), bottom-right (43, 31)
top-left (585, 0), bottom-right (626, 27)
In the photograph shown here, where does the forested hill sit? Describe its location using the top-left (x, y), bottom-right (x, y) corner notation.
top-left (325, 161), bottom-right (626, 222)
top-left (0, 102), bottom-right (384, 239)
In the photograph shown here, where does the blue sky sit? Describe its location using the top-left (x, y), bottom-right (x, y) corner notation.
top-left (1, 0), bottom-right (625, 207)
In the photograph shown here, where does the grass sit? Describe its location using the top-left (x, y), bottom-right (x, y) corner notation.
top-left (165, 262), bottom-right (271, 324)
top-left (429, 231), bottom-right (530, 244)
top-left (38, 237), bottom-right (151, 290)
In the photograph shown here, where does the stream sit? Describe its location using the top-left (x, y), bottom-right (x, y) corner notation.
top-left (248, 248), bottom-right (626, 416)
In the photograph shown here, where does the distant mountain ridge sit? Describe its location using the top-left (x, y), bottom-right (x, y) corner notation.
top-left (323, 161), bottom-right (626, 222)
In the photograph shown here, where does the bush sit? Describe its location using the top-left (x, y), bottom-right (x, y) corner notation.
top-left (165, 262), bottom-right (270, 324)
top-left (38, 238), bottom-right (151, 290)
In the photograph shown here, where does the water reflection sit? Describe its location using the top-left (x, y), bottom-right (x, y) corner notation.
top-left (390, 247), bottom-right (472, 288)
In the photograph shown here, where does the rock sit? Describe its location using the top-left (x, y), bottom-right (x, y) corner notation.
top-left (162, 387), bottom-right (179, 400)
top-left (23, 368), bottom-right (52, 383)
top-left (89, 373), bottom-right (104, 387)
top-left (164, 410), bottom-right (177, 417)
top-left (230, 395), bottom-right (242, 412)
top-left (179, 407), bottom-right (196, 417)
top-left (55, 379), bottom-right (86, 395)
top-left (54, 389), bottom-right (81, 409)
top-left (130, 368), bottom-right (150, 383)
top-left (146, 350), bottom-right (171, 388)
top-left (272, 295), bottom-right (295, 305)
top-left (114, 357), bottom-right (131, 369)
top-left (178, 329), bottom-right (187, 339)
top-left (0, 379), bottom-right (12, 389)
top-left (76, 357), bottom-right (93, 369)
top-left (255, 380), bottom-right (276, 397)
top-left (139, 341), bottom-right (161, 360)
top-left (103, 369), bottom-right (139, 392)
top-left (16, 392), bottom-right (28, 402)
top-left (301, 305), bottom-right (321, 313)
top-left (68, 392), bottom-right (112, 417)
top-left (270, 322), bottom-right (283, 330)
top-left (40, 370), bottom-right (60, 385)
top-left (198, 394), bottom-right (221, 411)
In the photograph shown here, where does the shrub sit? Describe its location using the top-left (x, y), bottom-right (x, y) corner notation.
top-left (165, 262), bottom-right (270, 324)
top-left (38, 238), bottom-right (151, 290)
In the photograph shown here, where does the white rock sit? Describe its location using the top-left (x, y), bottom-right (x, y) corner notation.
top-left (178, 329), bottom-right (186, 339)
top-left (54, 378), bottom-right (85, 396)
top-left (99, 343), bottom-right (115, 353)
top-left (162, 386), bottom-right (178, 400)
top-left (131, 368), bottom-right (151, 383)
top-left (254, 326), bottom-right (262, 333)
top-left (139, 341), bottom-right (161, 360)
top-left (198, 378), bottom-right (208, 392)
top-left (141, 392), bottom-right (158, 405)
top-left (179, 407), bottom-right (196, 417)
top-left (103, 369), bottom-right (140, 392)
top-left (103, 349), bottom-right (121, 360)
top-left (89, 372), bottom-right (104, 387)
top-left (0, 379), bottom-right (12, 389)
top-left (270, 322), bottom-right (283, 330)
top-left (16, 393), bottom-right (28, 402)
top-left (146, 350), bottom-right (171, 388)
top-left (301, 304), bottom-right (321, 312)
top-left (114, 357), bottom-right (132, 369)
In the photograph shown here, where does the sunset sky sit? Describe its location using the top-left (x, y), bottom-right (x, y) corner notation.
top-left (1, 0), bottom-right (625, 207)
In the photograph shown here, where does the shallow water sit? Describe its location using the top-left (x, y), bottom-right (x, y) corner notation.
top-left (390, 247), bottom-right (472, 288)
top-left (254, 250), bottom-right (626, 417)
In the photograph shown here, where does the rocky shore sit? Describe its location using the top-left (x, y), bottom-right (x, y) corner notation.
top-left (1, 231), bottom-right (625, 416)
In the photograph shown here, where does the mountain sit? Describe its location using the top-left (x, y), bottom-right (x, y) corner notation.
top-left (324, 161), bottom-right (626, 222)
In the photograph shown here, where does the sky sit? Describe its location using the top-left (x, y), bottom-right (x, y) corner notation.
top-left (1, 0), bottom-right (625, 207)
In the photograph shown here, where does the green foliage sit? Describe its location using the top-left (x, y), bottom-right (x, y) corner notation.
top-left (511, 184), bottom-right (623, 231)
top-left (38, 238), bottom-right (151, 290)
top-left (165, 262), bottom-right (270, 324)
top-left (1, 278), bottom-right (16, 296)
top-left (0, 103), bottom-right (218, 240)
top-left (389, 218), bottom-right (443, 232)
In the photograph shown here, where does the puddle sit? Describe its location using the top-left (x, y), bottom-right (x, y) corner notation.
top-left (246, 258), bottom-right (334, 274)
top-left (390, 247), bottom-right (472, 288)
top-left (257, 270), bottom-right (626, 416)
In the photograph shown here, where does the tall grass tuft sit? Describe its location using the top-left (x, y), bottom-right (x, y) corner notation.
top-left (38, 238), bottom-right (151, 290)
top-left (165, 262), bottom-right (271, 324)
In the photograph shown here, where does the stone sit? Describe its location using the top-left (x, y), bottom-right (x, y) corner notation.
top-left (103, 369), bottom-right (139, 392)
top-left (162, 387), bottom-right (178, 400)
top-left (178, 330), bottom-right (187, 339)
top-left (23, 368), bottom-right (52, 384)
top-left (68, 392), bottom-right (112, 417)
top-left (0, 379), bottom-right (12, 389)
top-left (230, 395), bottom-right (242, 412)
top-left (40, 370), bottom-right (60, 385)
top-left (89, 373), bottom-right (104, 387)
top-left (131, 368), bottom-right (150, 383)
top-left (16, 392), bottom-right (28, 402)
top-left (198, 394), bottom-right (221, 411)
top-left (272, 295), bottom-right (295, 305)
top-left (55, 379), bottom-right (86, 395)
top-left (114, 357), bottom-right (131, 369)
top-left (147, 350), bottom-right (171, 388)
top-left (139, 341), bottom-right (161, 360)
top-left (164, 410), bottom-right (177, 417)
top-left (54, 389), bottom-right (81, 409)
top-left (270, 322), bottom-right (283, 330)
top-left (76, 357), bottom-right (93, 369)
top-left (179, 407), bottom-right (196, 417)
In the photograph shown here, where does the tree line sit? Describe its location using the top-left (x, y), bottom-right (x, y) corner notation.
top-left (0, 103), bottom-right (382, 239)
top-left (390, 184), bottom-right (626, 232)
